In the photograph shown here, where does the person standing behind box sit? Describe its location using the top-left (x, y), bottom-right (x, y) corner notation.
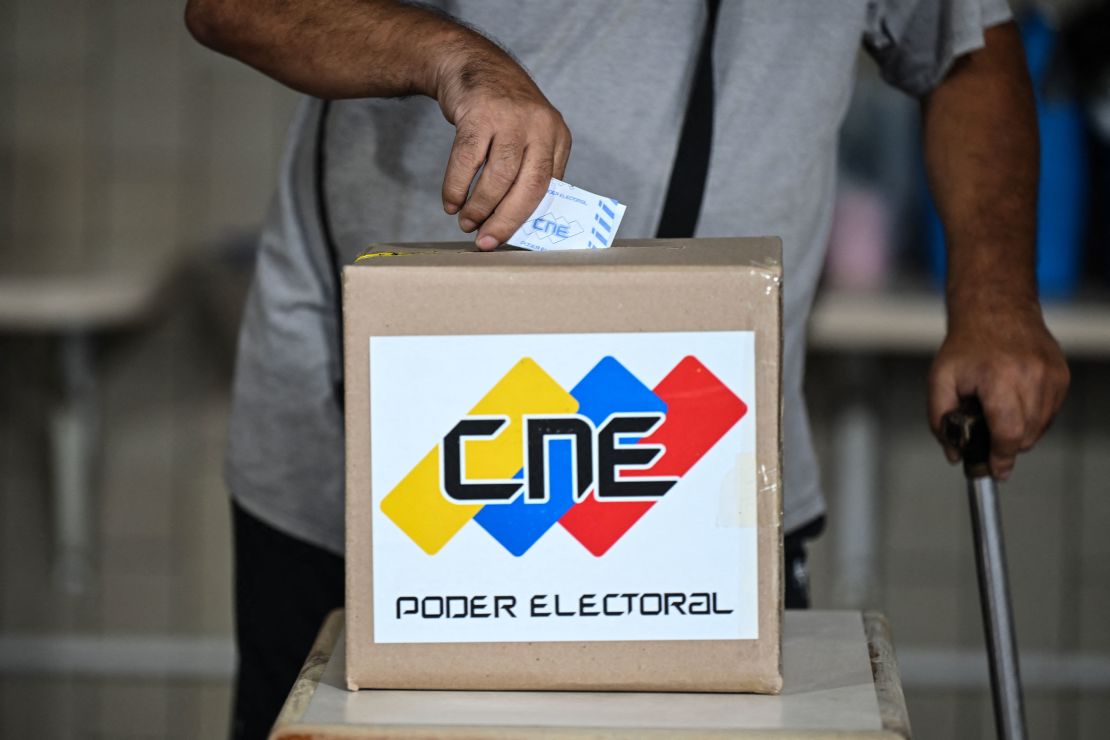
top-left (185, 1), bottom-right (1070, 738)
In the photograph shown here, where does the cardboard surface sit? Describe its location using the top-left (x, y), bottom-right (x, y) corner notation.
top-left (343, 238), bottom-right (783, 693)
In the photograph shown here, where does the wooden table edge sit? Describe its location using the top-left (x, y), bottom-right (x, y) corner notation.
top-left (271, 608), bottom-right (345, 736)
top-left (270, 609), bottom-right (911, 740)
top-left (863, 611), bottom-right (912, 739)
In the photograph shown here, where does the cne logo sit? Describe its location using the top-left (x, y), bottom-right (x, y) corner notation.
top-left (440, 411), bottom-right (677, 505)
top-left (522, 213), bottom-right (585, 244)
top-left (380, 355), bottom-right (747, 558)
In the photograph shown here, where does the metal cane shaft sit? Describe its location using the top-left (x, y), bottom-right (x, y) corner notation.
top-left (944, 397), bottom-right (1029, 740)
top-left (968, 475), bottom-right (1027, 740)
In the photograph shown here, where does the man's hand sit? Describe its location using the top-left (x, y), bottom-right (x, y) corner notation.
top-left (928, 295), bottom-right (1069, 479)
top-left (434, 42), bottom-right (571, 250)
top-left (922, 22), bottom-right (1070, 478)
top-left (185, 0), bottom-right (569, 251)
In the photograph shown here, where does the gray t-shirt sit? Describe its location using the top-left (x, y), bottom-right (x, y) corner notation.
top-left (227, 0), bottom-right (1011, 555)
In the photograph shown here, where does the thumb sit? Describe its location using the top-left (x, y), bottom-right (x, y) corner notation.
top-left (927, 362), bottom-right (961, 464)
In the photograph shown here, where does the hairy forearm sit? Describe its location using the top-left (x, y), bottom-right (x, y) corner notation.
top-left (184, 0), bottom-right (508, 102)
top-left (923, 22), bottom-right (1039, 322)
top-left (186, 0), bottom-right (570, 249)
top-left (923, 22), bottom-right (1069, 478)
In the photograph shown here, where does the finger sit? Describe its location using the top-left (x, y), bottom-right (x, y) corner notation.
top-left (926, 361), bottom-right (961, 463)
top-left (458, 134), bottom-right (524, 238)
top-left (1043, 361), bottom-right (1070, 436)
top-left (475, 142), bottom-right (555, 250)
top-left (1034, 397), bottom-right (1056, 446)
top-left (552, 127), bottom-right (572, 181)
top-left (1054, 361), bottom-right (1071, 413)
top-left (979, 386), bottom-right (1026, 481)
top-left (442, 124), bottom-right (491, 216)
top-left (1031, 361), bottom-right (1069, 447)
top-left (1017, 367), bottom-right (1044, 452)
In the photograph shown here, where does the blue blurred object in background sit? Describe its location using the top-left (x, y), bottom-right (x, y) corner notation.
top-left (926, 10), bottom-right (1088, 300)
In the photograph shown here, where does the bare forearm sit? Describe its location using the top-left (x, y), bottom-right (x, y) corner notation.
top-left (186, 0), bottom-right (571, 250)
top-left (184, 0), bottom-right (507, 102)
top-left (923, 22), bottom-right (1069, 479)
top-left (923, 22), bottom-right (1039, 320)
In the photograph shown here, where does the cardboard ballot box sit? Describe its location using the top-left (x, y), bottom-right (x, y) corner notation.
top-left (342, 238), bottom-right (784, 693)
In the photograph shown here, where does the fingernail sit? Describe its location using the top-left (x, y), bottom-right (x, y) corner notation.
top-left (999, 469), bottom-right (1012, 481)
top-left (444, 202), bottom-right (459, 215)
top-left (476, 235), bottom-right (498, 250)
top-left (459, 218), bottom-right (476, 232)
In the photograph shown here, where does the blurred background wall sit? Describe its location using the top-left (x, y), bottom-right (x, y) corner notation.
top-left (0, 1), bottom-right (1107, 738)
top-left (1, 1), bottom-right (297, 736)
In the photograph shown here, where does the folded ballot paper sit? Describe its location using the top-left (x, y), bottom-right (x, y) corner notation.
top-left (506, 179), bottom-right (627, 251)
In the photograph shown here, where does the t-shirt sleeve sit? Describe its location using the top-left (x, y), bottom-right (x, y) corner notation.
top-left (863, 0), bottom-right (1013, 97)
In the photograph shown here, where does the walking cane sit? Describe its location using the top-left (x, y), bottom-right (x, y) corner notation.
top-left (943, 397), bottom-right (1028, 740)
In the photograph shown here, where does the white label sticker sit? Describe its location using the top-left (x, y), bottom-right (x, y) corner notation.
top-left (506, 178), bottom-right (626, 251)
top-left (369, 331), bottom-right (757, 644)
